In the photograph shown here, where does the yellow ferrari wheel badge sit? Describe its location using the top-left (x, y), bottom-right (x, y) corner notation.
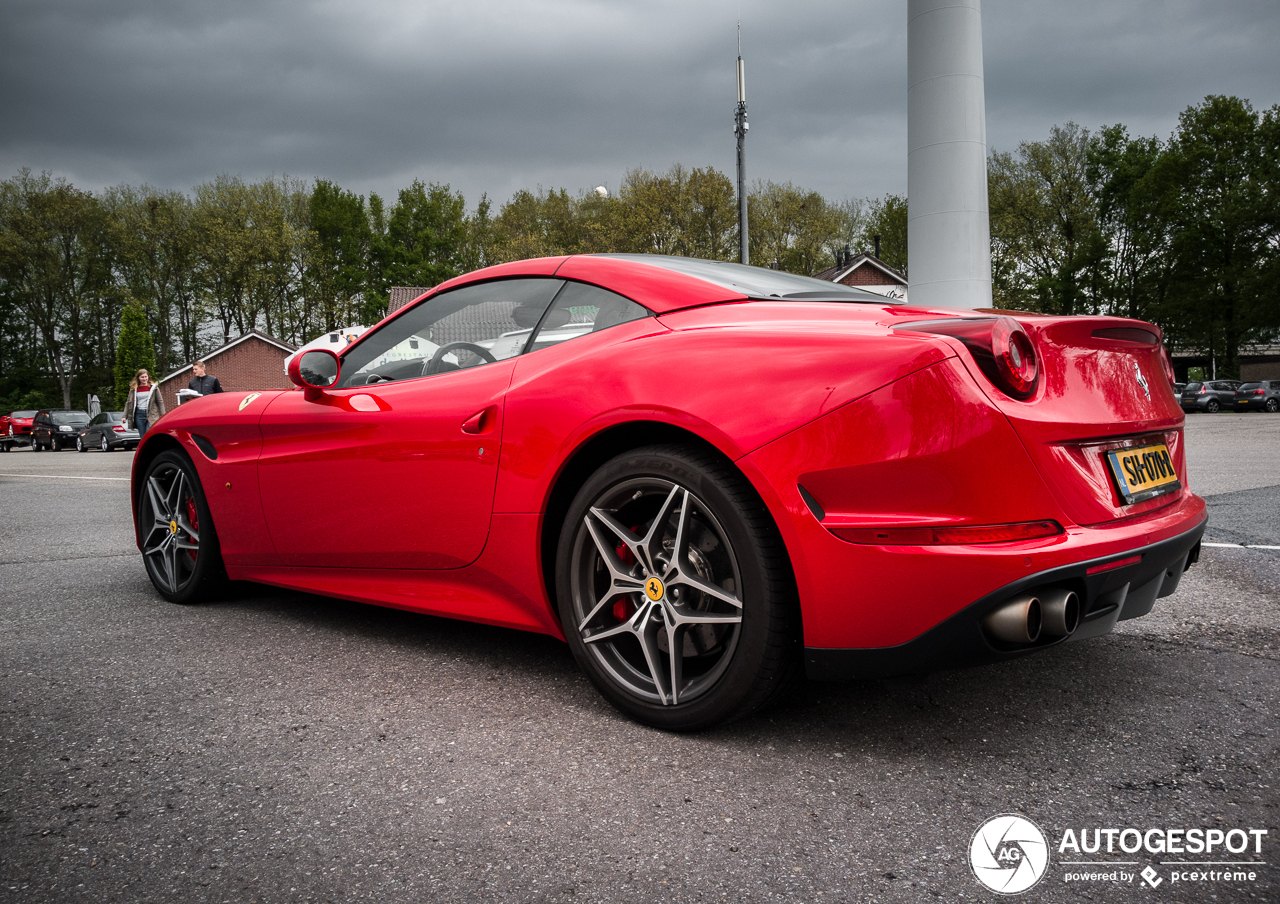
top-left (645, 577), bottom-right (665, 601)
top-left (169, 520), bottom-right (179, 534)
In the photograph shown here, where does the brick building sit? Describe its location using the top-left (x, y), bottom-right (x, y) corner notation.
top-left (812, 252), bottom-right (908, 301)
top-left (156, 330), bottom-right (297, 412)
top-left (388, 287), bottom-right (432, 315)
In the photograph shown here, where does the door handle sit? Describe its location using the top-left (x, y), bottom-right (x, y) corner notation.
top-left (461, 406), bottom-right (498, 434)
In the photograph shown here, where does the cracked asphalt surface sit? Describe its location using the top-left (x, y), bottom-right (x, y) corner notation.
top-left (1, 413), bottom-right (1276, 903)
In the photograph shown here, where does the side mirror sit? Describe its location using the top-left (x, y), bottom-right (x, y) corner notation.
top-left (288, 349), bottom-right (341, 401)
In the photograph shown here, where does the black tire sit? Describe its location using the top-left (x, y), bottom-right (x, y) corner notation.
top-left (1267, 398), bottom-right (1279, 414)
top-left (137, 450), bottom-right (225, 604)
top-left (76, 436), bottom-right (86, 452)
top-left (100, 434), bottom-right (109, 452)
top-left (1206, 399), bottom-right (1220, 413)
top-left (555, 445), bottom-right (798, 731)
top-left (49, 436), bottom-right (59, 451)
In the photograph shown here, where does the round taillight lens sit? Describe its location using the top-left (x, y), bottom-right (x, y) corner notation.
top-left (991, 317), bottom-right (1038, 399)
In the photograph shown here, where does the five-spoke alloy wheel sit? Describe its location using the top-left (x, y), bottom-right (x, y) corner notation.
top-left (138, 450), bottom-right (223, 603)
top-left (556, 445), bottom-right (797, 730)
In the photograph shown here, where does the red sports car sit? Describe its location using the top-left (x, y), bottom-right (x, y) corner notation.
top-left (2, 409), bottom-right (37, 448)
top-left (131, 255), bottom-right (1206, 729)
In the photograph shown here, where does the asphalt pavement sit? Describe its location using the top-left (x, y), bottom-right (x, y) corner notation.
top-left (1, 414), bottom-right (1276, 903)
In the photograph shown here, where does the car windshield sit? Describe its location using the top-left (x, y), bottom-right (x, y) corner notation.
top-left (11, 410), bottom-right (37, 418)
top-left (596, 254), bottom-right (891, 303)
top-left (52, 412), bottom-right (91, 426)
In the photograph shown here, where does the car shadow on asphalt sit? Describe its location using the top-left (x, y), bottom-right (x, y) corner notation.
top-left (190, 578), bottom-right (1241, 761)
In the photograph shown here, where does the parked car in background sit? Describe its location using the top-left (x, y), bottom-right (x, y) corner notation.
top-left (1173, 382), bottom-right (1186, 395)
top-left (2, 410), bottom-right (38, 449)
top-left (31, 409), bottom-right (92, 451)
top-left (77, 410), bottom-right (140, 451)
top-left (1180, 380), bottom-right (1241, 413)
top-left (1233, 381), bottom-right (1280, 413)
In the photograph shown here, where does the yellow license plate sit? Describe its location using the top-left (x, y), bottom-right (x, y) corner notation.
top-left (1106, 443), bottom-right (1181, 505)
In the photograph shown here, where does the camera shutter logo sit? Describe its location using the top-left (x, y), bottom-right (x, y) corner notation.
top-left (970, 814), bottom-right (1050, 894)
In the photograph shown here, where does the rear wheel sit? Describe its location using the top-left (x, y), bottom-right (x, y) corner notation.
top-left (555, 445), bottom-right (798, 731)
top-left (1267, 398), bottom-right (1279, 413)
top-left (1206, 399), bottom-right (1220, 413)
top-left (138, 450), bottom-right (224, 604)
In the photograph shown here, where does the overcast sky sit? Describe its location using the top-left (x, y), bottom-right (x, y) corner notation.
top-left (2, 0), bottom-right (1278, 211)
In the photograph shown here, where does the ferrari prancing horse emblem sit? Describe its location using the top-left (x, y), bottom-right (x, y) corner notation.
top-left (1133, 361), bottom-right (1150, 400)
top-left (645, 577), bottom-right (665, 601)
top-left (238, 392), bottom-right (262, 411)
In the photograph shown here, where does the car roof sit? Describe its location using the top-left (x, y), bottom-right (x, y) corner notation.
top-left (431, 254), bottom-right (889, 315)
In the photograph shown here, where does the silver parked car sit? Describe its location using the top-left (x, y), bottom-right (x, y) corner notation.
top-left (1180, 380), bottom-right (1242, 413)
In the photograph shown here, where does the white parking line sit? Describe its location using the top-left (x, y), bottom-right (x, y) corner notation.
top-left (0, 473), bottom-right (129, 481)
top-left (1202, 541), bottom-right (1280, 550)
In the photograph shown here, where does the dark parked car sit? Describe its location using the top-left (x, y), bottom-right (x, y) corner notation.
top-left (76, 410), bottom-right (140, 451)
top-left (1233, 380), bottom-right (1280, 413)
top-left (2, 409), bottom-right (38, 449)
top-left (31, 409), bottom-right (92, 451)
top-left (1180, 380), bottom-right (1241, 413)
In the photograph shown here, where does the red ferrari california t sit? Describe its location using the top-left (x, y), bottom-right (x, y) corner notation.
top-left (131, 255), bottom-right (1206, 729)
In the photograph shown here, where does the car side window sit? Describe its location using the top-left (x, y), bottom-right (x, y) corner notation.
top-left (526, 281), bottom-right (649, 353)
top-left (339, 278), bottom-right (564, 387)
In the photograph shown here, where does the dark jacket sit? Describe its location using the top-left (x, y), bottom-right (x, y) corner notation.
top-left (188, 373), bottom-right (224, 395)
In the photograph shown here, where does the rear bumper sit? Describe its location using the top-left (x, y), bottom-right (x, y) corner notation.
top-left (804, 514), bottom-right (1206, 681)
top-left (1231, 399), bottom-right (1272, 411)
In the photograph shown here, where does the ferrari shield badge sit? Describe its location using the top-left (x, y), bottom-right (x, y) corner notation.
top-left (238, 392), bottom-right (262, 411)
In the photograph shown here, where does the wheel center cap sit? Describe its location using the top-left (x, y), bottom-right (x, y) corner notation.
top-left (169, 520), bottom-right (179, 535)
top-left (644, 576), bottom-right (665, 602)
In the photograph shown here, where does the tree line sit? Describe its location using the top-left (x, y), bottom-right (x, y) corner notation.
top-left (2, 94), bottom-right (1276, 411)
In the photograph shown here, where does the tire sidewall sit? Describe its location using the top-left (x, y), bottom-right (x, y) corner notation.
top-left (555, 446), bottom-right (783, 730)
top-left (140, 449), bottom-right (222, 604)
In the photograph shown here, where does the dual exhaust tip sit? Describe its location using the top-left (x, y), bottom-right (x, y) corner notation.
top-left (983, 588), bottom-right (1079, 644)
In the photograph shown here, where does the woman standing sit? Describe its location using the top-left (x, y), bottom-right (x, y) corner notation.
top-left (122, 368), bottom-right (165, 436)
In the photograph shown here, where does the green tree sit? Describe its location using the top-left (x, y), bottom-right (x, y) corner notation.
top-left (305, 179), bottom-right (372, 333)
top-left (988, 123), bottom-right (1102, 314)
top-left (862, 194), bottom-right (908, 273)
top-left (0, 169), bottom-right (112, 407)
top-left (114, 299), bottom-right (156, 408)
top-left (375, 180), bottom-right (468, 294)
top-left (1150, 96), bottom-right (1279, 377)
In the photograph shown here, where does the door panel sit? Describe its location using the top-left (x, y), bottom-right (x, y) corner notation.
top-left (256, 362), bottom-right (513, 569)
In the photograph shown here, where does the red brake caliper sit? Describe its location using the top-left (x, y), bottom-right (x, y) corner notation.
top-left (611, 535), bottom-right (638, 622)
top-left (185, 497), bottom-right (199, 560)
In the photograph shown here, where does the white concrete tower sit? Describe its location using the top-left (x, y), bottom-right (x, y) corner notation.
top-left (907, 0), bottom-right (992, 309)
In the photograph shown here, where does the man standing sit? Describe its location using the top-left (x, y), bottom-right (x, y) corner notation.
top-left (188, 360), bottom-right (224, 396)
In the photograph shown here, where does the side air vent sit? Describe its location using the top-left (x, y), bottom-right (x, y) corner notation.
top-left (191, 434), bottom-right (218, 461)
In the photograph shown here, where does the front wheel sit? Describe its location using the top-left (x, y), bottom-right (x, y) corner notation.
top-left (100, 434), bottom-right (110, 452)
top-left (555, 445), bottom-right (798, 731)
top-left (138, 450), bottom-right (224, 604)
top-left (76, 436), bottom-right (86, 452)
top-left (49, 436), bottom-right (60, 451)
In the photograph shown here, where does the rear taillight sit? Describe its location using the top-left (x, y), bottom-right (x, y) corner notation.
top-left (1255, 389), bottom-right (1265, 395)
top-left (896, 316), bottom-right (1040, 401)
top-left (112, 425), bottom-right (125, 433)
top-left (1199, 386), bottom-right (1207, 394)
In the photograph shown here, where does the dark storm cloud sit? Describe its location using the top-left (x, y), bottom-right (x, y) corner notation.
top-left (1, 0), bottom-right (1278, 208)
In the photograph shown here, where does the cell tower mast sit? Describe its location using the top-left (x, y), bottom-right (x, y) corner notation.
top-left (734, 23), bottom-right (749, 265)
